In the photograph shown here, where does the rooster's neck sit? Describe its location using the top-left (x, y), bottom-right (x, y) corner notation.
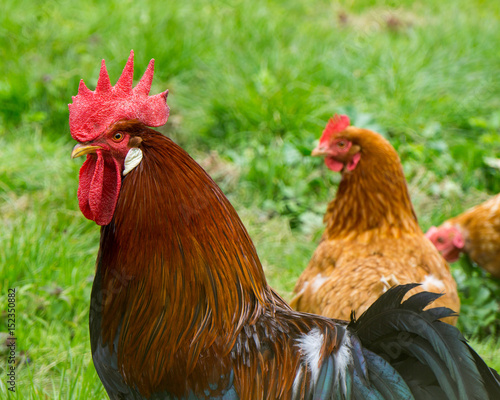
top-left (324, 145), bottom-right (420, 240)
top-left (91, 128), bottom-right (271, 396)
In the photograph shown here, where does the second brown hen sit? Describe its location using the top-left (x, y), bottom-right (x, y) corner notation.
top-left (426, 194), bottom-right (500, 279)
top-left (291, 115), bottom-right (460, 324)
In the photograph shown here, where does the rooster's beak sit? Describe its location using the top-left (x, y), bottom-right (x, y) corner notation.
top-left (311, 145), bottom-right (328, 157)
top-left (71, 143), bottom-right (102, 158)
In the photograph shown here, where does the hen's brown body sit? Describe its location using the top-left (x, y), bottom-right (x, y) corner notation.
top-left (291, 122), bottom-right (460, 324)
top-left (428, 194), bottom-right (500, 279)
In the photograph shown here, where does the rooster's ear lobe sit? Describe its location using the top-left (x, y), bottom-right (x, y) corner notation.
top-left (123, 147), bottom-right (143, 176)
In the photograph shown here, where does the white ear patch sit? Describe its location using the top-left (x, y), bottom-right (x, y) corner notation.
top-left (123, 147), bottom-right (143, 176)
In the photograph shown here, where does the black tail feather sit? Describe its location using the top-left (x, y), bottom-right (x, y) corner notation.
top-left (398, 290), bottom-right (443, 313)
top-left (467, 344), bottom-right (500, 397)
top-left (349, 284), bottom-right (500, 400)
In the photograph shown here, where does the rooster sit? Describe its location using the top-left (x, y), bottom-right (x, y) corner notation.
top-left (69, 51), bottom-right (500, 399)
top-left (290, 116), bottom-right (460, 325)
top-left (426, 194), bottom-right (500, 279)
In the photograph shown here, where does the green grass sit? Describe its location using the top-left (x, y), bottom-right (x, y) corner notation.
top-left (1, 0), bottom-right (500, 398)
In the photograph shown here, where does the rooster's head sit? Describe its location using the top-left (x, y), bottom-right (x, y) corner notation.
top-left (69, 50), bottom-right (169, 225)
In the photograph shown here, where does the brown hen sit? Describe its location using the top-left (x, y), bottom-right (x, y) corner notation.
top-left (291, 115), bottom-right (460, 324)
top-left (426, 194), bottom-right (500, 279)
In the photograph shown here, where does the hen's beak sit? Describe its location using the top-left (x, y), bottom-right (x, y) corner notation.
top-left (311, 145), bottom-right (328, 157)
top-left (71, 143), bottom-right (102, 158)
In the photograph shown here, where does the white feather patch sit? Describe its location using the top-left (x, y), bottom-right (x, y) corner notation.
top-left (379, 274), bottom-right (400, 292)
top-left (311, 274), bottom-right (329, 291)
top-left (335, 331), bottom-right (353, 394)
top-left (380, 275), bottom-right (391, 292)
top-left (296, 328), bottom-right (324, 383)
top-left (421, 274), bottom-right (445, 292)
top-left (292, 367), bottom-right (303, 396)
top-left (123, 147), bottom-right (143, 176)
top-left (295, 327), bottom-right (353, 396)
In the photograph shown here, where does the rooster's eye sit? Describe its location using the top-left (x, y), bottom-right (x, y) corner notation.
top-left (113, 132), bottom-right (124, 142)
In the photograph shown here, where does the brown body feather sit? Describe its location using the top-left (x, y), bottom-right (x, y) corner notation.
top-left (291, 127), bottom-right (460, 324)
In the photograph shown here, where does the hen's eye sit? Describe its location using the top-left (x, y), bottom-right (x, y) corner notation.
top-left (436, 237), bottom-right (444, 244)
top-left (337, 141), bottom-right (346, 148)
top-left (113, 132), bottom-right (124, 142)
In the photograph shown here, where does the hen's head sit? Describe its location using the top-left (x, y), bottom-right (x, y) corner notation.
top-left (312, 114), bottom-right (400, 174)
top-left (311, 115), bottom-right (362, 172)
top-left (69, 50), bottom-right (169, 225)
top-left (425, 225), bottom-right (465, 262)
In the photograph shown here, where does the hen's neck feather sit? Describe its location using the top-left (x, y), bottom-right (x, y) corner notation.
top-left (324, 132), bottom-right (420, 240)
top-left (94, 127), bottom-right (274, 395)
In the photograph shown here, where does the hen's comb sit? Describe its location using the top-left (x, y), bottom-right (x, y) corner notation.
top-left (319, 114), bottom-right (350, 144)
top-left (69, 50), bottom-right (169, 142)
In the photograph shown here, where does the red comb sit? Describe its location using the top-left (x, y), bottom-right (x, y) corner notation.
top-left (69, 50), bottom-right (169, 142)
top-left (319, 114), bottom-right (350, 144)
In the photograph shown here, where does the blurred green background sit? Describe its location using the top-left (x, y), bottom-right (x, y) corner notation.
top-left (1, 0), bottom-right (499, 398)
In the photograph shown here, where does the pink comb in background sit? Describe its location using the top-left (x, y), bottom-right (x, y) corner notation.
top-left (68, 50), bottom-right (169, 143)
